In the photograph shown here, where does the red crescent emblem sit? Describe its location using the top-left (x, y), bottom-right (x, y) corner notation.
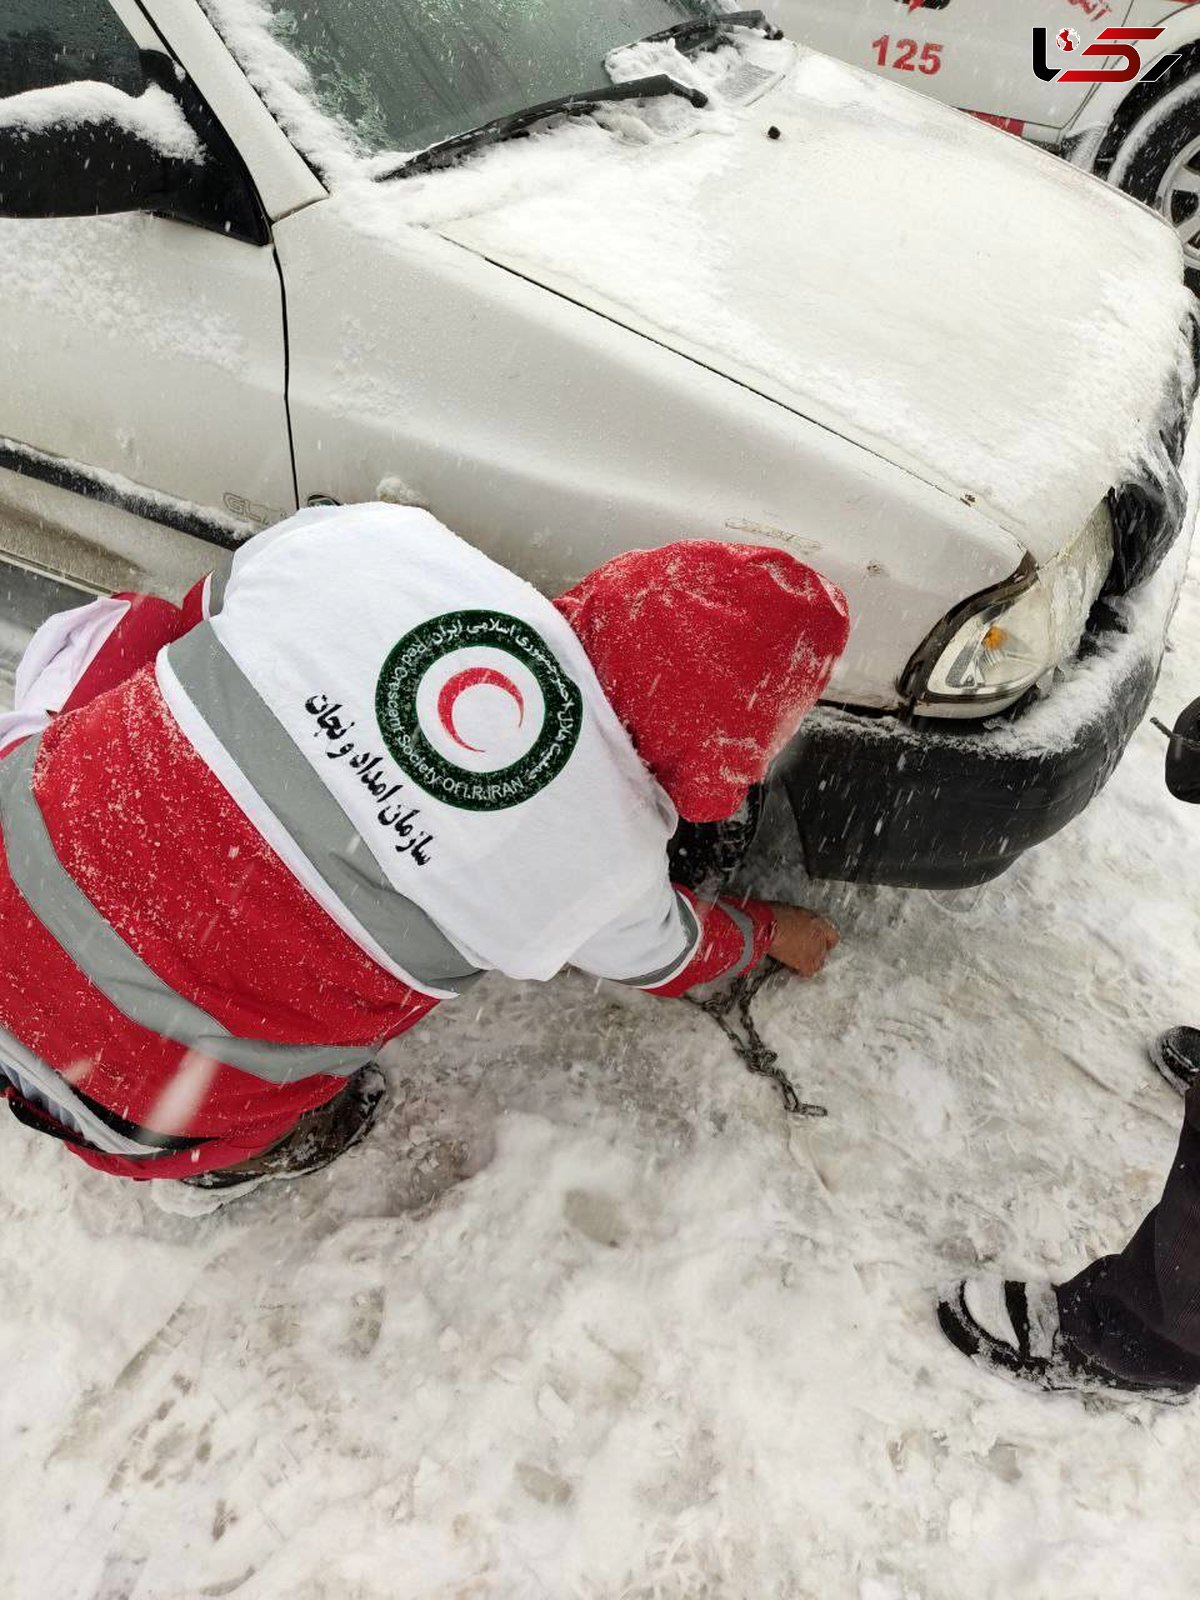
top-left (437, 667), bottom-right (525, 754)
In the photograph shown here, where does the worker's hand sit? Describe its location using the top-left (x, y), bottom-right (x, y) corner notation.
top-left (767, 904), bottom-right (839, 978)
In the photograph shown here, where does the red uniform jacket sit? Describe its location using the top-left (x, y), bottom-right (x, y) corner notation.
top-left (0, 528), bottom-right (848, 1180)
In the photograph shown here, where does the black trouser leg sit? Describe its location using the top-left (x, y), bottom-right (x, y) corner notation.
top-left (1057, 1078), bottom-right (1200, 1388)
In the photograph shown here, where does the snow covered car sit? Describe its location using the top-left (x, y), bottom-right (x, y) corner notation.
top-left (779, 0), bottom-right (1200, 287)
top-left (0, 1), bottom-right (1196, 889)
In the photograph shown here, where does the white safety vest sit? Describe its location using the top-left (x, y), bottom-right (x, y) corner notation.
top-left (156, 505), bottom-right (701, 993)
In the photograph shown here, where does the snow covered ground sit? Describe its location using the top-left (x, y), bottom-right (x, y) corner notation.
top-left (4, 563), bottom-right (1200, 1599)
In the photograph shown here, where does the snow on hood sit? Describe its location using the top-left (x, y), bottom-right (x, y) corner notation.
top-left (438, 51), bottom-right (1194, 554)
top-left (554, 542), bottom-right (849, 823)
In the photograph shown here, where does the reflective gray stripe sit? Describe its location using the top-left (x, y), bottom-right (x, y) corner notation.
top-left (718, 900), bottom-right (758, 978)
top-left (166, 625), bottom-right (481, 993)
top-left (0, 739), bottom-right (372, 1085)
top-left (621, 891), bottom-right (702, 989)
top-left (0, 1024), bottom-right (156, 1157)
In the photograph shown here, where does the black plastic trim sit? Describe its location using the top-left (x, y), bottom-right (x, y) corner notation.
top-left (140, 50), bottom-right (270, 246)
top-left (776, 624), bottom-right (1158, 890)
top-left (0, 440), bottom-right (248, 550)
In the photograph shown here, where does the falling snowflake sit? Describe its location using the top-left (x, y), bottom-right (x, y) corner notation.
top-left (1057, 27), bottom-right (1081, 53)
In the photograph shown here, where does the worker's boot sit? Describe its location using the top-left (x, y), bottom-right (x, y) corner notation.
top-left (937, 1278), bottom-right (1195, 1405)
top-left (181, 1064), bottom-right (387, 1197)
top-left (1150, 1027), bottom-right (1200, 1097)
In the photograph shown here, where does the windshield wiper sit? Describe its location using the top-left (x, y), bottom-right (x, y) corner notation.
top-left (378, 74), bottom-right (709, 183)
top-left (643, 10), bottom-right (784, 52)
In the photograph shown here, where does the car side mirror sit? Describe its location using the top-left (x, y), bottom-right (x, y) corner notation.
top-left (0, 82), bottom-right (202, 220)
top-left (1163, 696), bottom-right (1200, 803)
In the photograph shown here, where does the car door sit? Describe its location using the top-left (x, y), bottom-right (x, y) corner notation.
top-left (0, 0), bottom-right (296, 592)
top-left (778, 0), bottom-right (1133, 132)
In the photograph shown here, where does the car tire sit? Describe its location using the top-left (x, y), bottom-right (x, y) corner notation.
top-left (1109, 81), bottom-right (1200, 293)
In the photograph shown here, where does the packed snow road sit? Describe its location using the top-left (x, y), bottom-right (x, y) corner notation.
top-left (3, 558), bottom-right (1200, 1599)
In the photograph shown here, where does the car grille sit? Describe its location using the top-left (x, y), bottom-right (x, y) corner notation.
top-left (1104, 308), bottom-right (1200, 598)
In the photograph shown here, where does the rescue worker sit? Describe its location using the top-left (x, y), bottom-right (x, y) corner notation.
top-left (0, 503), bottom-right (850, 1202)
top-left (938, 696), bottom-right (1200, 1404)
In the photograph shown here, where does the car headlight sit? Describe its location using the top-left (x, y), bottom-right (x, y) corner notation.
top-left (901, 502), bottom-right (1114, 718)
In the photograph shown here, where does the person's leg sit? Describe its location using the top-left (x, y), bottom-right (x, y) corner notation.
top-left (1056, 1077), bottom-right (1200, 1388)
top-left (938, 1074), bottom-right (1200, 1399)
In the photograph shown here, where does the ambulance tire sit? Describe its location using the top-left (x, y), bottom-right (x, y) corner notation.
top-left (1109, 81), bottom-right (1200, 294)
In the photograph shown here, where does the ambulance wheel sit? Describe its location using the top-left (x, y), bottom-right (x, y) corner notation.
top-left (1109, 80), bottom-right (1200, 293)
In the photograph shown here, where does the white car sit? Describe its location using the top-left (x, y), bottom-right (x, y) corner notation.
top-left (0, 1), bottom-right (1196, 890)
top-left (778, 0), bottom-right (1200, 286)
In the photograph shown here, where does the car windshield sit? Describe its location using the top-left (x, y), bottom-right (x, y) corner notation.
top-left (235, 0), bottom-right (726, 156)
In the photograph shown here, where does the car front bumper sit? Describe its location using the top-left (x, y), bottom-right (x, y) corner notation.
top-left (774, 509), bottom-right (1194, 891)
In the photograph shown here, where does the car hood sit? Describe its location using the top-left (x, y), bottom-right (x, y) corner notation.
top-left (437, 50), bottom-right (1193, 559)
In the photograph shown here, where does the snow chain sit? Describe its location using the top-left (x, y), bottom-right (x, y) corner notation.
top-left (685, 959), bottom-right (827, 1119)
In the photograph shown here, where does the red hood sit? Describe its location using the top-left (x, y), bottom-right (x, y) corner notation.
top-left (555, 542), bottom-right (850, 823)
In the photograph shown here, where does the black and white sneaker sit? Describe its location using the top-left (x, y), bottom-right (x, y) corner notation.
top-left (937, 1277), bottom-right (1194, 1405)
top-left (1149, 1027), bottom-right (1200, 1097)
